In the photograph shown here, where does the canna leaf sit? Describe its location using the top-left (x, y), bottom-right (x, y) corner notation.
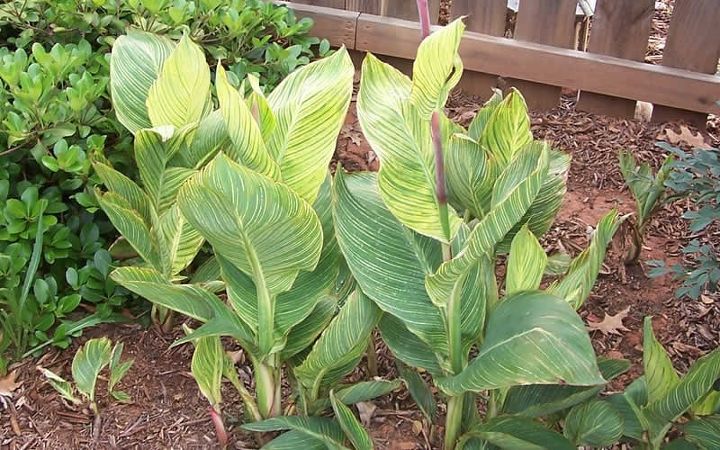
top-left (216, 64), bottom-right (280, 180)
top-left (72, 337), bottom-right (113, 402)
top-left (333, 170), bottom-right (447, 355)
top-left (108, 342), bottom-right (134, 393)
top-left (93, 161), bottom-right (154, 224)
top-left (155, 205), bottom-right (204, 276)
top-left (243, 416), bottom-right (348, 450)
top-left (191, 335), bottom-right (223, 409)
top-left (357, 53), bottom-right (462, 243)
top-left (40, 368), bottom-right (81, 404)
top-left (267, 47), bottom-right (354, 204)
top-left (445, 134), bottom-right (497, 219)
top-left (147, 34), bottom-right (212, 128)
top-left (378, 314), bottom-right (444, 376)
top-left (479, 89), bottom-right (533, 167)
top-left (262, 431), bottom-right (328, 450)
top-left (684, 416), bottom-right (720, 449)
top-left (330, 390), bottom-right (374, 450)
top-left (563, 400), bottom-right (624, 447)
top-left (459, 416), bottom-right (575, 450)
top-left (110, 30), bottom-right (174, 133)
top-left (398, 363), bottom-right (437, 421)
top-left (438, 291), bottom-right (604, 395)
top-left (547, 210), bottom-right (621, 309)
top-left (467, 89), bottom-right (503, 141)
top-left (644, 316), bottom-right (680, 404)
top-left (246, 74), bottom-right (276, 141)
top-left (505, 225), bottom-right (547, 294)
top-left (410, 19), bottom-right (465, 118)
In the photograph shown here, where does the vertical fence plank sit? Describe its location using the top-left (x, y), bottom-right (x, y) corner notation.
top-left (452, 0), bottom-right (507, 99)
top-left (290, 0), bottom-right (346, 8)
top-left (652, 0), bottom-right (720, 126)
top-left (576, 0), bottom-right (654, 118)
top-left (345, 0), bottom-right (380, 14)
top-left (510, 0), bottom-right (578, 110)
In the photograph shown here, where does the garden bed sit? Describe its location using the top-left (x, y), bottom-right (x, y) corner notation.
top-left (2, 88), bottom-right (718, 449)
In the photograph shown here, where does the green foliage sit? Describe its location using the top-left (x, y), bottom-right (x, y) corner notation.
top-left (618, 151), bottom-right (673, 264)
top-left (40, 337), bottom-right (134, 414)
top-left (341, 17), bottom-right (622, 449)
top-left (649, 144), bottom-right (720, 300)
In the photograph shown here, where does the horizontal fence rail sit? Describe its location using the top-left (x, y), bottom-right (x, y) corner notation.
top-left (282, 0), bottom-right (720, 123)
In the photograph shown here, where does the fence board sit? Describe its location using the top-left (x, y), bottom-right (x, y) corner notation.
top-left (652, 0), bottom-right (720, 126)
top-left (452, 0), bottom-right (507, 99)
top-left (345, 0), bottom-right (380, 14)
top-left (511, 0), bottom-right (577, 110)
top-left (290, 0), bottom-right (345, 7)
top-left (576, 0), bottom-right (654, 118)
top-left (281, 2), bottom-right (359, 48)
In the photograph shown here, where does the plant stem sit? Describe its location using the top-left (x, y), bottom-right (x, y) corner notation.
top-left (416, 0), bottom-right (432, 38)
top-left (209, 406), bottom-right (229, 449)
top-left (366, 338), bottom-right (379, 378)
top-left (254, 355), bottom-right (281, 418)
top-left (444, 395), bottom-right (465, 450)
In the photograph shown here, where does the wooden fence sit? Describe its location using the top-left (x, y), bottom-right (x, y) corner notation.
top-left (284, 0), bottom-right (720, 126)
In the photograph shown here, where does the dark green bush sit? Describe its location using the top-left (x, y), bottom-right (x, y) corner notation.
top-left (0, 0), bottom-right (328, 372)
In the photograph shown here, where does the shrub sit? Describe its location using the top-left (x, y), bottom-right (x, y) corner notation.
top-left (649, 144), bottom-right (720, 300)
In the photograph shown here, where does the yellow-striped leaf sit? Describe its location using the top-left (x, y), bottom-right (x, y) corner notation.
top-left (643, 316), bottom-right (680, 405)
top-left (357, 53), bottom-right (462, 243)
top-left (191, 335), bottom-right (223, 408)
top-left (216, 65), bottom-right (280, 180)
top-left (266, 47), bottom-right (354, 204)
top-left (330, 390), bottom-right (374, 450)
top-left (147, 34), bottom-right (212, 128)
top-left (445, 134), bottom-right (497, 219)
top-left (72, 337), bottom-right (113, 402)
top-left (110, 30), bottom-right (174, 133)
top-left (479, 89), bottom-right (533, 167)
top-left (506, 225), bottom-right (547, 294)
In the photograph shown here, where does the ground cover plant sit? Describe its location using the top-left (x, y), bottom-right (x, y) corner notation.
top-left (0, 0), bottom-right (329, 371)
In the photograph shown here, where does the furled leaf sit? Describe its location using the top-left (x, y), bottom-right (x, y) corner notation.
top-left (459, 416), bottom-right (575, 450)
top-left (331, 391), bottom-right (374, 450)
top-left (333, 170), bottom-right (447, 355)
top-left (438, 291), bottom-right (604, 395)
top-left (410, 19), bottom-right (465, 118)
top-left (446, 134), bottom-right (497, 219)
top-left (216, 64), bottom-right (280, 180)
top-left (479, 89), bottom-right (533, 167)
top-left (267, 47), bottom-right (354, 204)
top-left (506, 225), bottom-right (547, 294)
top-left (547, 210), bottom-right (621, 309)
top-left (110, 30), bottom-right (174, 133)
top-left (356, 53), bottom-right (461, 243)
top-left (108, 342), bottom-right (134, 393)
top-left (72, 337), bottom-right (113, 402)
top-left (644, 316), bottom-right (680, 403)
top-left (563, 400), bottom-right (624, 447)
top-left (147, 34), bottom-right (211, 128)
top-left (191, 335), bottom-right (224, 408)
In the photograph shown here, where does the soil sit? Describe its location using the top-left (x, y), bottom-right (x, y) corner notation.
top-left (2, 1), bottom-right (719, 448)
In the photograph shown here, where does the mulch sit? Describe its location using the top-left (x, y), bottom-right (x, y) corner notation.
top-left (2, 0), bottom-right (719, 448)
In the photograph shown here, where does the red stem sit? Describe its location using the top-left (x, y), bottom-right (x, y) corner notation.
top-left (209, 406), bottom-right (228, 449)
top-left (416, 0), bottom-right (431, 38)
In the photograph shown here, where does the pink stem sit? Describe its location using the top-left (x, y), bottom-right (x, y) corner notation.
top-left (209, 406), bottom-right (228, 449)
top-left (416, 0), bottom-right (431, 38)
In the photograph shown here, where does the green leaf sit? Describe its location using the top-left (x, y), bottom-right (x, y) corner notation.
top-left (246, 74), bottom-right (276, 141)
top-left (147, 34), bottom-right (211, 128)
top-left (468, 89), bottom-right (503, 141)
top-left (267, 47), bottom-right (354, 204)
top-left (506, 225), bottom-right (547, 294)
top-left (606, 377), bottom-right (648, 440)
top-left (644, 316), bottom-right (680, 404)
top-left (108, 342), bottom-right (133, 393)
top-left (93, 161), bottom-right (154, 224)
top-left (295, 290), bottom-right (381, 391)
top-left (282, 297), bottom-right (338, 361)
top-left (547, 210), bottom-right (621, 309)
top-left (410, 19), bottom-right (465, 118)
top-left (398, 363), bottom-right (437, 421)
top-left (378, 314), bottom-right (444, 376)
top-left (502, 357), bottom-right (630, 417)
top-left (110, 30), bottom-right (174, 133)
top-left (331, 390), bottom-right (374, 450)
top-left (191, 336), bottom-right (223, 408)
top-left (563, 400), bottom-right (624, 447)
top-left (242, 417), bottom-right (348, 450)
top-left (333, 170), bottom-right (447, 354)
top-left (426, 144), bottom-right (549, 306)
top-left (155, 205), bottom-right (204, 276)
top-left (40, 368), bottom-right (81, 404)
top-left (479, 89), bottom-right (533, 167)
top-left (356, 53), bottom-right (462, 243)
top-left (72, 337), bottom-right (113, 402)
top-left (438, 291), bottom-right (604, 395)
top-left (331, 380), bottom-right (401, 407)
top-left (216, 64), bottom-right (280, 180)
top-left (684, 416), bottom-right (720, 449)
top-left (459, 416), bottom-right (575, 450)
top-left (445, 134), bottom-right (497, 219)
top-left (263, 431), bottom-right (328, 450)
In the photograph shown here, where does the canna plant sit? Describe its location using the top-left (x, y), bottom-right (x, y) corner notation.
top-left (103, 30), bottom-right (400, 448)
top-left (618, 151), bottom-right (674, 264)
top-left (333, 11), bottom-right (622, 449)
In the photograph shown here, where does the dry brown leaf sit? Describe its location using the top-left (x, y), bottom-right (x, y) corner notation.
top-left (340, 124), bottom-right (363, 147)
top-left (0, 370), bottom-right (20, 397)
top-left (658, 126), bottom-right (710, 149)
top-left (587, 307), bottom-right (630, 335)
top-left (356, 401), bottom-right (377, 427)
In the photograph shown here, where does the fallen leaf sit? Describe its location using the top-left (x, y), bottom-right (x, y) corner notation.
top-left (356, 401), bottom-right (377, 427)
top-left (340, 124), bottom-right (363, 147)
top-left (0, 370), bottom-right (20, 398)
top-left (587, 307), bottom-right (630, 335)
top-left (658, 126), bottom-right (710, 149)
